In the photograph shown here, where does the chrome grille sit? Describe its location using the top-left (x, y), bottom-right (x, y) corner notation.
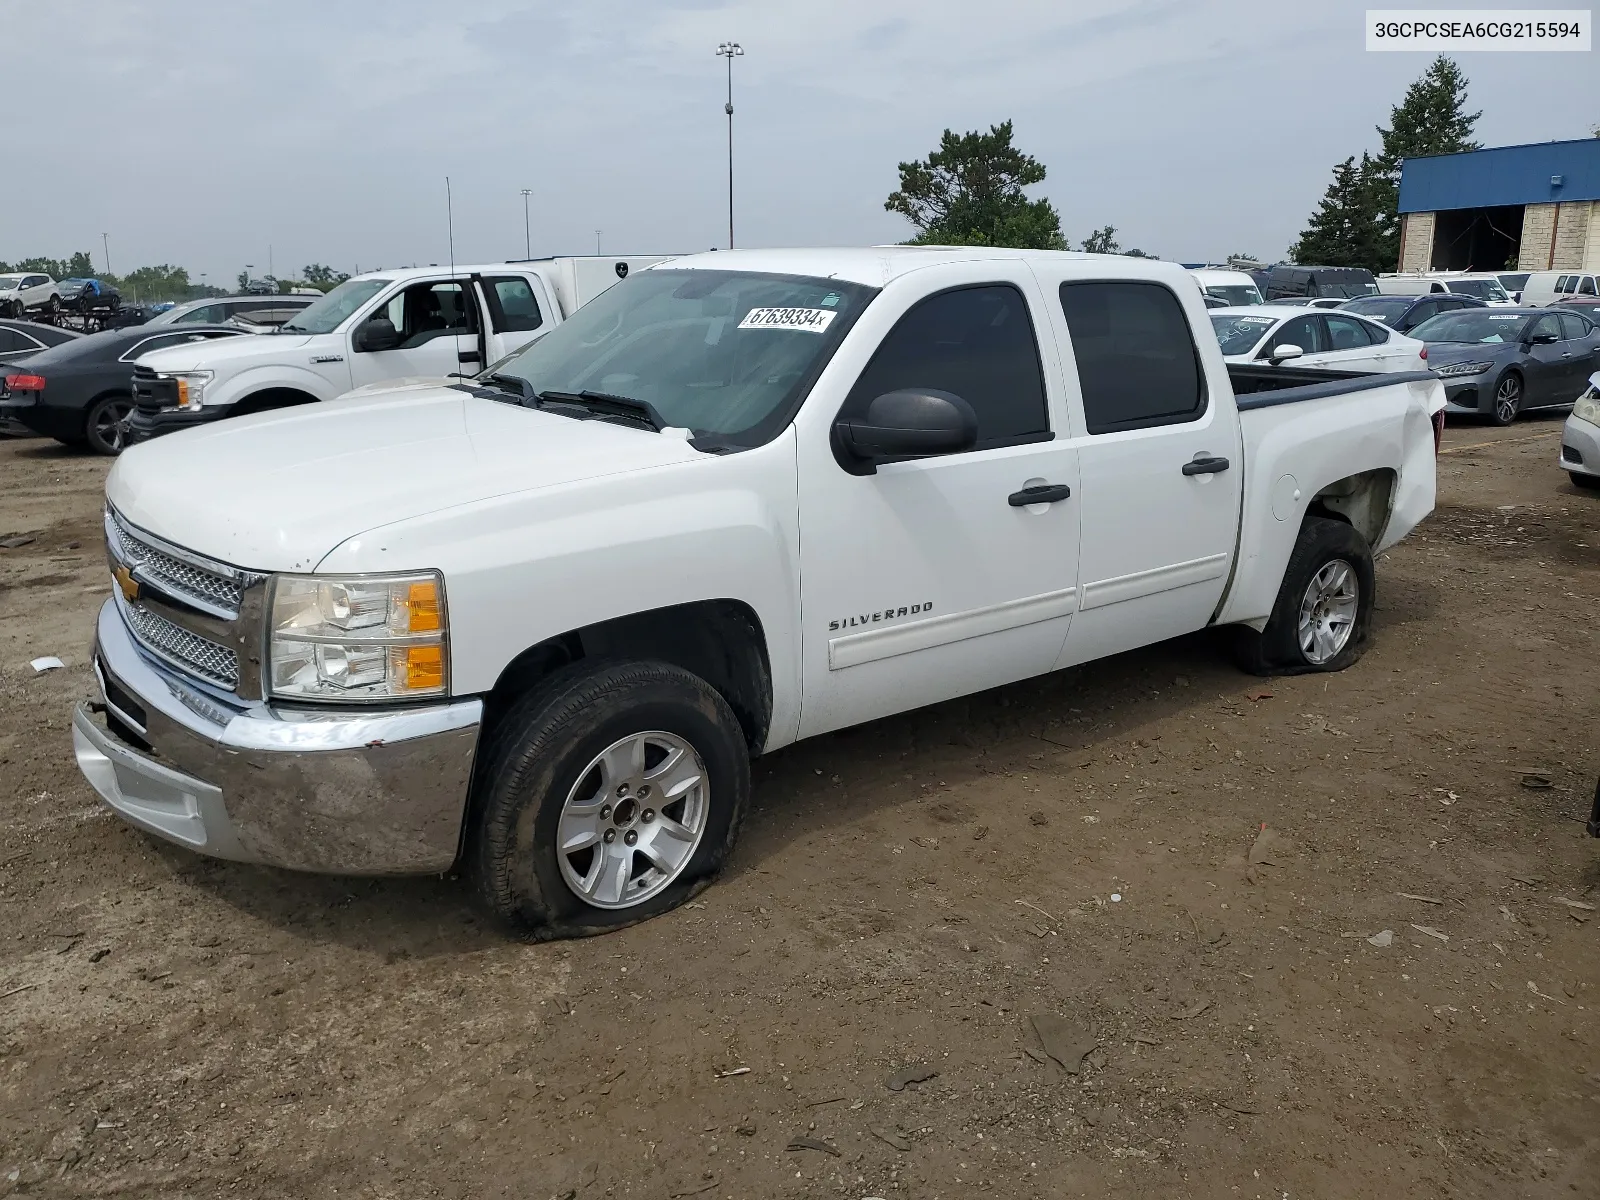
top-left (121, 602), bottom-right (240, 688)
top-left (106, 509), bottom-right (247, 614)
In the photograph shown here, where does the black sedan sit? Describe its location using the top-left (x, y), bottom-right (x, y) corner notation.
top-left (0, 318), bottom-right (81, 363)
top-left (1409, 307), bottom-right (1600, 426)
top-left (1339, 293), bottom-right (1486, 335)
top-left (0, 324), bottom-right (244, 454)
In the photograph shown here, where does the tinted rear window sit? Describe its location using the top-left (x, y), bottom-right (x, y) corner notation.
top-left (1062, 281), bottom-right (1206, 434)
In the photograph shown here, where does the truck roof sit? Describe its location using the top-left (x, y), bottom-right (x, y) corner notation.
top-left (652, 247), bottom-right (1189, 289)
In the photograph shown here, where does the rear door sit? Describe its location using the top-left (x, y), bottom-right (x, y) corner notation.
top-left (1036, 271), bottom-right (1243, 667)
top-left (1319, 313), bottom-right (1394, 371)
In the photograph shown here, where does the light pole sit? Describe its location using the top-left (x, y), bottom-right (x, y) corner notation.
top-left (520, 189), bottom-right (533, 258)
top-left (595, 229), bottom-right (602, 255)
top-left (715, 41), bottom-right (743, 250)
top-left (244, 264), bottom-right (254, 289)
top-left (101, 233), bottom-right (111, 276)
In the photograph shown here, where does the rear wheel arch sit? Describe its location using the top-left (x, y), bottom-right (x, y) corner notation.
top-left (1305, 468), bottom-right (1396, 549)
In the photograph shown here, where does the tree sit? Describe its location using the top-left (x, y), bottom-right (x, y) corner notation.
top-left (885, 121), bottom-right (1066, 249)
top-left (1290, 154), bottom-right (1391, 272)
top-left (1080, 226), bottom-right (1119, 254)
top-left (301, 263), bottom-right (350, 290)
top-left (1369, 55), bottom-right (1481, 267)
top-left (120, 265), bottom-right (191, 302)
top-left (236, 270), bottom-right (250, 291)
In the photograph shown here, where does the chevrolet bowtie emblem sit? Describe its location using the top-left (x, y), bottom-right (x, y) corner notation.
top-left (113, 563), bottom-right (140, 603)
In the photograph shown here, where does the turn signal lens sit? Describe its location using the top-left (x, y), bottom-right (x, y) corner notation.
top-left (397, 644), bottom-right (445, 691)
top-left (405, 581), bottom-right (441, 632)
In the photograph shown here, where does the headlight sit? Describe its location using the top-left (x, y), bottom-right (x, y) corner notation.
top-left (1433, 360), bottom-right (1494, 378)
top-left (1575, 391), bottom-right (1600, 427)
top-left (169, 370), bottom-right (214, 408)
top-left (269, 571), bottom-right (448, 701)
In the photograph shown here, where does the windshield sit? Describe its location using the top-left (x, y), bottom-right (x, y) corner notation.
top-left (489, 269), bottom-right (875, 443)
top-left (1209, 314), bottom-right (1278, 355)
top-left (1499, 273), bottom-right (1530, 291)
top-left (1340, 296), bottom-right (1414, 327)
top-left (147, 301), bottom-right (201, 326)
top-left (0, 276), bottom-right (20, 291)
top-left (1408, 311), bottom-right (1531, 343)
top-left (280, 278), bottom-right (390, 333)
top-left (1315, 280), bottom-right (1378, 298)
top-left (1447, 279), bottom-right (1508, 302)
top-left (1204, 284), bottom-right (1263, 307)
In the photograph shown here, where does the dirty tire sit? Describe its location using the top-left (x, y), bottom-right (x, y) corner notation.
top-left (470, 659), bottom-right (750, 940)
top-left (1232, 516), bottom-right (1375, 676)
top-left (1570, 471), bottom-right (1600, 492)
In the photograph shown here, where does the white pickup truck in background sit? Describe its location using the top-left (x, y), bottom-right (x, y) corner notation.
top-left (125, 255), bottom-right (674, 441)
top-left (75, 247), bottom-right (1445, 940)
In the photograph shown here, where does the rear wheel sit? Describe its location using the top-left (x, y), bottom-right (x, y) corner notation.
top-left (1490, 373), bottom-right (1522, 426)
top-left (470, 660), bottom-right (751, 939)
top-left (1233, 516), bottom-right (1375, 676)
top-left (84, 394), bottom-right (133, 455)
top-left (1571, 471), bottom-right (1600, 491)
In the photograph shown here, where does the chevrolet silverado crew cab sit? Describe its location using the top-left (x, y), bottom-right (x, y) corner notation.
top-left (74, 248), bottom-right (1445, 939)
top-left (125, 256), bottom-right (673, 442)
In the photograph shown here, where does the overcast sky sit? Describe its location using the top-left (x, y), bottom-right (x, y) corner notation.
top-left (4, 0), bottom-right (1596, 283)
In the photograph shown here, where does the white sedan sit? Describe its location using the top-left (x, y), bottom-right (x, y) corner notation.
top-left (1210, 305), bottom-right (1426, 373)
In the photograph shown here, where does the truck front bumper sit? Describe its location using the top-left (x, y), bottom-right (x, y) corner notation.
top-left (73, 598), bottom-right (482, 874)
top-left (125, 403), bottom-right (224, 445)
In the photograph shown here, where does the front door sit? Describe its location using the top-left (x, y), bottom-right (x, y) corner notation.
top-left (794, 266), bottom-right (1081, 739)
top-left (475, 274), bottom-right (552, 366)
top-left (346, 277), bottom-right (479, 391)
top-left (1035, 273), bottom-right (1243, 667)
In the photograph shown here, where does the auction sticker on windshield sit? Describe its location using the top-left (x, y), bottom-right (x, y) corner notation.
top-left (739, 307), bottom-right (837, 333)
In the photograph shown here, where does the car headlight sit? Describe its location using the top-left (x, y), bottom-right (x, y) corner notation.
top-left (1575, 390), bottom-right (1600, 427)
top-left (1433, 360), bottom-right (1494, 378)
top-left (269, 571), bottom-right (448, 701)
top-left (167, 370), bottom-right (214, 408)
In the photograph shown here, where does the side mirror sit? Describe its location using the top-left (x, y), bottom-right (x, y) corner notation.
top-left (353, 316), bottom-right (401, 352)
top-left (835, 389), bottom-right (978, 471)
top-left (1527, 331), bottom-right (1559, 346)
top-left (1266, 343), bottom-right (1304, 365)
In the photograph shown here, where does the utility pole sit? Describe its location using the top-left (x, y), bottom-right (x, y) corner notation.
top-left (715, 41), bottom-right (743, 250)
top-left (520, 189), bottom-right (533, 258)
top-left (101, 233), bottom-right (111, 276)
top-left (268, 244), bottom-right (274, 279)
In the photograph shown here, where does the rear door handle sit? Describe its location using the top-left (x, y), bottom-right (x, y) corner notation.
top-left (1182, 455), bottom-right (1230, 476)
top-left (1008, 483), bottom-right (1072, 506)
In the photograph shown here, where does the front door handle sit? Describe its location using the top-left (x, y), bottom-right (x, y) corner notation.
top-left (1008, 483), bottom-right (1072, 506)
top-left (1182, 455), bottom-right (1230, 476)
top-left (459, 350), bottom-right (482, 364)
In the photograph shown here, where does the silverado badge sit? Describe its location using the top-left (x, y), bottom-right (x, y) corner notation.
top-left (112, 564), bottom-right (140, 603)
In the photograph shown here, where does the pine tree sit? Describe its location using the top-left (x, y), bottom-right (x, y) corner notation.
top-left (1291, 154), bottom-right (1390, 273)
top-left (1370, 55), bottom-right (1481, 267)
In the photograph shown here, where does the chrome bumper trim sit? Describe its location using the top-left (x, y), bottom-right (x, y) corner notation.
top-left (76, 599), bottom-right (483, 874)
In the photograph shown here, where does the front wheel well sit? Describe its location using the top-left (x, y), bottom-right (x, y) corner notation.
top-left (232, 387), bottom-right (319, 417)
top-left (479, 600), bottom-right (773, 756)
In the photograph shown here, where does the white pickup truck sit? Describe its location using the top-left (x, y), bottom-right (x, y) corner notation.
top-left (74, 247), bottom-right (1445, 939)
top-left (125, 255), bottom-right (673, 442)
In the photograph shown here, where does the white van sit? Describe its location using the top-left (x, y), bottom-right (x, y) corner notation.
top-left (1521, 270), bottom-right (1600, 307)
top-left (1376, 273), bottom-right (1510, 304)
top-left (1190, 268), bottom-right (1262, 308)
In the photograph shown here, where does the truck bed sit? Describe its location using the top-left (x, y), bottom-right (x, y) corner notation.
top-left (1228, 363), bottom-right (1437, 407)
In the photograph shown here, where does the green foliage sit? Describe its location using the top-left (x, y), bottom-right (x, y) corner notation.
top-left (885, 121), bottom-right (1067, 250)
top-left (1080, 226), bottom-right (1119, 254)
top-left (1290, 154), bottom-right (1391, 273)
top-left (119, 265), bottom-right (191, 303)
top-left (236, 270), bottom-right (250, 292)
top-left (300, 263), bottom-right (350, 291)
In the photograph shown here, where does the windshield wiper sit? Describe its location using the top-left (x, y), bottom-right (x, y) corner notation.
top-left (483, 372), bottom-right (534, 399)
top-left (531, 389), bottom-right (667, 432)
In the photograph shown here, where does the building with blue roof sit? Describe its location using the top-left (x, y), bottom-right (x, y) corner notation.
top-left (1396, 137), bottom-right (1600, 274)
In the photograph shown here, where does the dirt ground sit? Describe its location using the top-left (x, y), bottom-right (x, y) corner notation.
top-left (1, 415), bottom-right (1597, 1200)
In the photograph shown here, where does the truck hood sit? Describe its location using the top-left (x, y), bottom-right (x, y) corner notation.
top-left (107, 386), bottom-right (705, 571)
top-left (136, 331), bottom-right (320, 373)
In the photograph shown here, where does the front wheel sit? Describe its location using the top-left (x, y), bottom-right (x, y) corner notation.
top-left (84, 394), bottom-right (133, 455)
top-left (1490, 373), bottom-right (1522, 426)
top-left (1233, 516), bottom-right (1375, 676)
top-left (470, 660), bottom-right (751, 939)
top-left (1571, 471), bottom-right (1600, 492)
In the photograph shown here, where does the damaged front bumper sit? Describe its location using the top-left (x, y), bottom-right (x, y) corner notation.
top-left (73, 598), bottom-right (482, 874)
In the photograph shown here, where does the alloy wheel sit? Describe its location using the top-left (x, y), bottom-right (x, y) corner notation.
top-left (1495, 376), bottom-right (1521, 424)
top-left (1297, 559), bottom-right (1359, 665)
